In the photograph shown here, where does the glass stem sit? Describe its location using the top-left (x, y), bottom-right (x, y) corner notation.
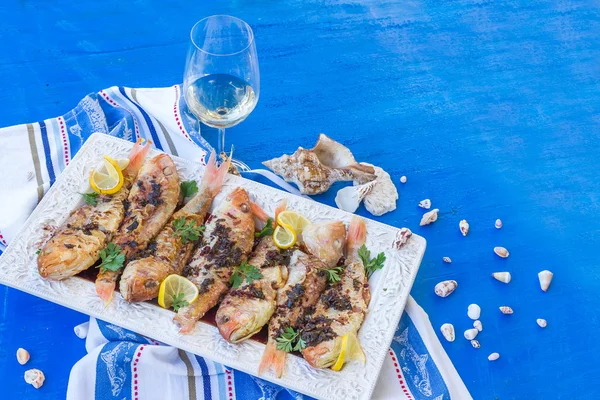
top-left (217, 128), bottom-right (225, 156)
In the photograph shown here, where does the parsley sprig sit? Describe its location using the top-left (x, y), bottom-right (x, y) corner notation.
top-left (255, 218), bottom-right (274, 238)
top-left (97, 242), bottom-right (125, 273)
top-left (180, 180), bottom-right (198, 199)
top-left (229, 261), bottom-right (263, 289)
top-left (324, 265), bottom-right (346, 283)
top-left (171, 293), bottom-right (189, 312)
top-left (276, 327), bottom-right (306, 352)
top-left (358, 244), bottom-right (386, 279)
top-left (81, 192), bottom-right (99, 206)
top-left (172, 217), bottom-right (205, 244)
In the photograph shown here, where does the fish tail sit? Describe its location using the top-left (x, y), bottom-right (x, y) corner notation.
top-left (250, 201), bottom-right (270, 224)
top-left (346, 216), bottom-right (367, 254)
top-left (126, 138), bottom-right (152, 175)
top-left (199, 150), bottom-right (230, 198)
top-left (258, 340), bottom-right (287, 377)
top-left (96, 279), bottom-right (115, 306)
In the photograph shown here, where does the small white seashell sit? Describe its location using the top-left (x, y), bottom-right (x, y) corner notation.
top-left (440, 323), bottom-right (455, 342)
top-left (494, 246), bottom-right (509, 258)
top-left (499, 306), bottom-right (514, 314)
top-left (474, 320), bottom-right (483, 332)
top-left (434, 280), bottom-right (458, 297)
top-left (536, 318), bottom-right (547, 328)
top-left (24, 369), bottom-right (45, 389)
top-left (471, 340), bottom-right (481, 349)
top-left (420, 209), bottom-right (439, 226)
top-left (400, 175), bottom-right (407, 183)
top-left (392, 228), bottom-right (412, 250)
top-left (467, 304), bottom-right (481, 320)
top-left (359, 163), bottom-right (399, 216)
top-left (492, 272), bottom-right (512, 284)
top-left (538, 270), bottom-right (553, 292)
top-left (335, 181), bottom-right (376, 214)
top-left (495, 219), bottom-right (503, 229)
top-left (464, 328), bottom-right (479, 340)
top-left (442, 257), bottom-right (452, 263)
top-left (488, 352), bottom-right (500, 361)
top-left (16, 348), bottom-right (30, 365)
top-left (418, 199), bottom-right (431, 209)
top-left (459, 220), bottom-right (469, 236)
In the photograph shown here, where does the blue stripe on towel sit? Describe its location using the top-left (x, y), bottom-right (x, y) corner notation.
top-left (195, 356), bottom-right (213, 400)
top-left (95, 341), bottom-right (137, 400)
top-left (38, 120), bottom-right (56, 185)
top-left (118, 87), bottom-right (163, 151)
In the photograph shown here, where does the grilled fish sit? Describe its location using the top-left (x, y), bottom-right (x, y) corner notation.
top-left (95, 153), bottom-right (180, 304)
top-left (174, 187), bottom-right (255, 334)
top-left (302, 221), bottom-right (346, 268)
top-left (38, 139), bottom-right (152, 280)
top-left (215, 201), bottom-right (289, 343)
top-left (301, 217), bottom-right (370, 369)
top-left (119, 152), bottom-right (229, 302)
top-left (258, 221), bottom-right (346, 378)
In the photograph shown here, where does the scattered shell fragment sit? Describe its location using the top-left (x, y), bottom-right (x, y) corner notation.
top-left (459, 220), bottom-right (469, 236)
top-left (538, 270), bottom-right (553, 292)
top-left (335, 180), bottom-right (376, 214)
top-left (263, 134), bottom-right (376, 195)
top-left (360, 163), bottom-right (399, 216)
top-left (16, 348), bottom-right (30, 365)
top-left (400, 175), bottom-right (407, 183)
top-left (536, 318), bottom-right (547, 328)
top-left (471, 340), bottom-right (481, 349)
top-left (392, 228), bottom-right (412, 250)
top-left (492, 272), bottom-right (512, 284)
top-left (443, 257), bottom-right (452, 263)
top-left (440, 323), bottom-right (455, 342)
top-left (499, 306), bottom-right (514, 315)
top-left (467, 304), bottom-right (481, 320)
top-left (495, 219), bottom-right (503, 229)
top-left (473, 320), bottom-right (483, 332)
top-left (434, 280), bottom-right (458, 297)
top-left (418, 199), bottom-right (431, 209)
top-left (494, 246), bottom-right (509, 258)
top-left (24, 369), bottom-right (45, 389)
top-left (464, 328), bottom-right (479, 340)
top-left (488, 352), bottom-right (500, 361)
top-left (420, 208), bottom-right (439, 226)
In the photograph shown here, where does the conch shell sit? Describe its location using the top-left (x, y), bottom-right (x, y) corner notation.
top-left (263, 134), bottom-right (376, 195)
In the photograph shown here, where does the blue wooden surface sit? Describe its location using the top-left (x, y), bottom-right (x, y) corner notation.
top-left (1, 0), bottom-right (598, 398)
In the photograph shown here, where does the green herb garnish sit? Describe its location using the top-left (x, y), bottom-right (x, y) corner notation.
top-left (35, 249), bottom-right (41, 255)
top-left (358, 244), bottom-right (386, 279)
top-left (255, 218), bottom-right (274, 238)
top-left (324, 265), bottom-right (346, 283)
top-left (180, 180), bottom-right (198, 199)
top-left (276, 327), bottom-right (306, 352)
top-left (97, 242), bottom-right (125, 273)
top-left (171, 292), bottom-right (189, 312)
top-left (172, 217), bottom-right (205, 244)
top-left (81, 192), bottom-right (99, 206)
top-left (229, 261), bottom-right (263, 289)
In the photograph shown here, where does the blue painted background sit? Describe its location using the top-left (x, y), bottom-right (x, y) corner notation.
top-left (1, 0), bottom-right (599, 398)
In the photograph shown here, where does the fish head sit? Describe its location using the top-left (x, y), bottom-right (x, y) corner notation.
top-left (302, 336), bottom-right (343, 369)
top-left (149, 153), bottom-right (177, 177)
top-left (301, 221), bottom-right (346, 268)
top-left (217, 187), bottom-right (252, 219)
top-left (216, 298), bottom-right (273, 343)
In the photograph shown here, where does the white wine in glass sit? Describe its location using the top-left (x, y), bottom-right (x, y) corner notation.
top-left (183, 15), bottom-right (260, 168)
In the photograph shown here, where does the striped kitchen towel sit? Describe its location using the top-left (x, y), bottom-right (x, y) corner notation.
top-left (0, 85), bottom-right (471, 399)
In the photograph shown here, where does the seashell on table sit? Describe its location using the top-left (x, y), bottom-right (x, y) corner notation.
top-left (434, 280), bottom-right (458, 297)
top-left (440, 323), bottom-right (455, 342)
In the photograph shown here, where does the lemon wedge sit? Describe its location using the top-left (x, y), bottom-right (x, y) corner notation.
top-left (331, 332), bottom-right (366, 371)
top-left (158, 274), bottom-right (199, 310)
top-left (89, 156), bottom-right (125, 195)
top-left (277, 210), bottom-right (311, 235)
top-left (273, 223), bottom-right (297, 249)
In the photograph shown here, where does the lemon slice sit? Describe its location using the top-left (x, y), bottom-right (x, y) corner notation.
top-left (158, 274), bottom-right (199, 309)
top-left (331, 332), bottom-right (366, 371)
top-left (277, 210), bottom-right (311, 234)
top-left (89, 156), bottom-right (124, 195)
top-left (273, 223), bottom-right (297, 249)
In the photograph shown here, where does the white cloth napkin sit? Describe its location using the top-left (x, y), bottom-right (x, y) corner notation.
top-left (0, 85), bottom-right (472, 399)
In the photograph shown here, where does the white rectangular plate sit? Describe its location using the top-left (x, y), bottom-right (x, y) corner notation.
top-left (0, 134), bottom-right (425, 400)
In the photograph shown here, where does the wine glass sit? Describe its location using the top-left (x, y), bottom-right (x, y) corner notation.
top-left (183, 15), bottom-right (260, 169)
